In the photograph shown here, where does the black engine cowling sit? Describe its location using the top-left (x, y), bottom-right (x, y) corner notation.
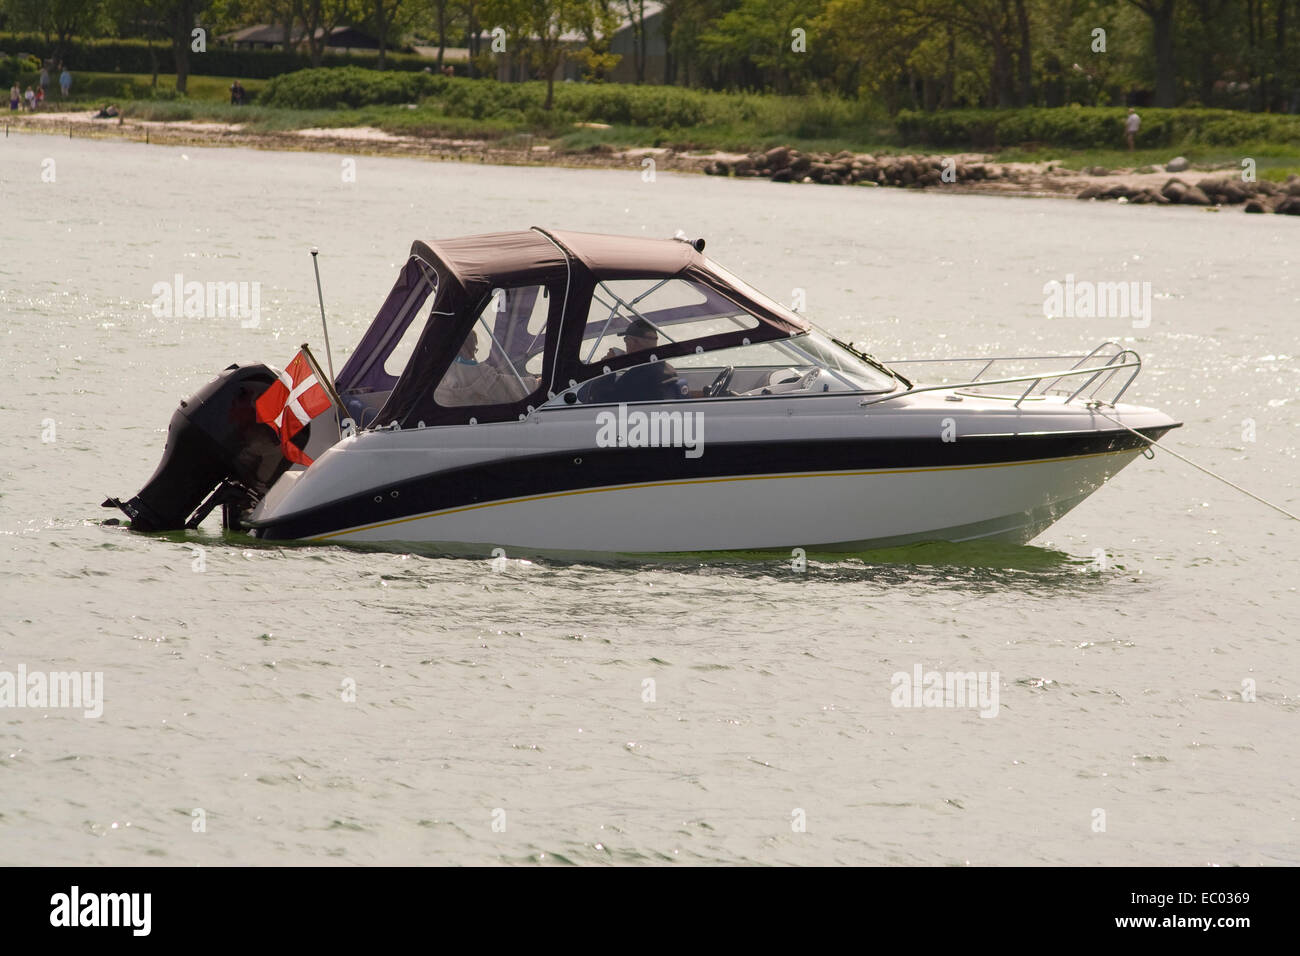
top-left (104, 363), bottom-right (305, 532)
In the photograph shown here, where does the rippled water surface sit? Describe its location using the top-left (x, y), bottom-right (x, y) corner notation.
top-left (2, 133), bottom-right (1297, 865)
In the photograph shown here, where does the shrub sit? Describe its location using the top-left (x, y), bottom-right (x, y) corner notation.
top-left (0, 32), bottom-right (431, 80)
top-left (895, 107), bottom-right (1300, 149)
top-left (259, 66), bottom-right (439, 108)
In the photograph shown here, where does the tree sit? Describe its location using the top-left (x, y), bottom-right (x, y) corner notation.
top-left (481, 0), bottom-right (610, 107)
top-left (298, 0), bottom-right (352, 66)
top-left (697, 0), bottom-right (826, 93)
top-left (3, 0), bottom-right (107, 58)
top-left (371, 0), bottom-right (405, 68)
top-left (621, 0), bottom-right (649, 82)
top-left (1127, 0), bottom-right (1178, 106)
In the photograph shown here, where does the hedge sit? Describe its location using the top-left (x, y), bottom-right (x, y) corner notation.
top-left (0, 32), bottom-right (431, 80)
top-left (259, 68), bottom-right (887, 135)
top-left (896, 107), bottom-right (1300, 149)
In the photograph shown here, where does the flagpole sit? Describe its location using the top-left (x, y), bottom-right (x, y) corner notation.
top-left (300, 342), bottom-right (347, 433)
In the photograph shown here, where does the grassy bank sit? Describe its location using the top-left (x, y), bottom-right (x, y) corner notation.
top-left (14, 68), bottom-right (1300, 180)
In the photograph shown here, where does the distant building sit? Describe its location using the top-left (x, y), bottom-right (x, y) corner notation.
top-left (220, 24), bottom-right (383, 54)
top-left (481, 2), bottom-right (668, 84)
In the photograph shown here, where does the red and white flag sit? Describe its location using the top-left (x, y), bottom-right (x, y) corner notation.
top-left (255, 350), bottom-right (333, 466)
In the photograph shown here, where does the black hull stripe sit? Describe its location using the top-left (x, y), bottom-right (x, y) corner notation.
top-left (253, 427), bottom-right (1174, 541)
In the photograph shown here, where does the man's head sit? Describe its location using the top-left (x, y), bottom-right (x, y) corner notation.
top-left (459, 328), bottom-right (479, 360)
top-left (621, 317), bottom-right (659, 353)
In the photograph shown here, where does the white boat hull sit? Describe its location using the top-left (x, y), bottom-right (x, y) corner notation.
top-left (304, 447), bottom-right (1139, 553)
top-left (250, 391), bottom-right (1174, 555)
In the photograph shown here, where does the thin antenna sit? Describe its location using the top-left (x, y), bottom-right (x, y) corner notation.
top-left (310, 247), bottom-right (336, 384)
top-left (310, 247), bottom-right (342, 435)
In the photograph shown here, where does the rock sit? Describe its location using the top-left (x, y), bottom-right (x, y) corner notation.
top-left (1213, 180), bottom-right (1247, 203)
top-left (855, 179), bottom-right (879, 187)
top-left (1161, 178), bottom-right (1189, 201)
top-left (1083, 165), bottom-right (1110, 176)
top-left (789, 154), bottom-right (812, 175)
top-left (1256, 180), bottom-right (1280, 195)
top-left (732, 157), bottom-right (755, 176)
top-left (703, 161), bottom-right (729, 176)
top-left (1166, 156), bottom-right (1190, 172)
top-left (1101, 184), bottom-right (1133, 200)
top-left (1244, 199), bottom-right (1266, 213)
top-left (1077, 185), bottom-right (1103, 200)
top-left (770, 168), bottom-right (794, 183)
top-left (1275, 196), bottom-right (1300, 215)
top-left (764, 146), bottom-right (791, 171)
top-left (1285, 181), bottom-right (1300, 196)
top-left (808, 162), bottom-right (836, 184)
top-left (1128, 190), bottom-right (1152, 204)
top-left (800, 176), bottom-right (814, 184)
top-left (1179, 185), bottom-right (1212, 205)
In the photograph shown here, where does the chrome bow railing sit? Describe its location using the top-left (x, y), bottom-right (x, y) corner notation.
top-left (863, 342), bottom-right (1142, 408)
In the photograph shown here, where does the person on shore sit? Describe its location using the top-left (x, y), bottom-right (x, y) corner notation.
top-left (24, 86), bottom-right (35, 110)
top-left (35, 85), bottom-right (44, 109)
top-left (229, 80), bottom-right (245, 106)
top-left (39, 66), bottom-right (49, 93)
top-left (94, 103), bottom-right (120, 119)
top-left (1124, 108), bottom-right (1140, 151)
top-left (9, 83), bottom-right (20, 110)
top-left (59, 67), bottom-right (72, 99)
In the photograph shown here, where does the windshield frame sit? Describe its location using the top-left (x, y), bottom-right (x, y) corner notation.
top-left (542, 328), bottom-right (902, 408)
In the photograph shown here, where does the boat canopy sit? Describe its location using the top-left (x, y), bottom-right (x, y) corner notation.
top-left (335, 227), bottom-right (811, 428)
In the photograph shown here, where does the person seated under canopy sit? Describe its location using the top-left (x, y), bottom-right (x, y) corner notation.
top-left (435, 328), bottom-right (537, 407)
top-left (589, 317), bottom-right (690, 403)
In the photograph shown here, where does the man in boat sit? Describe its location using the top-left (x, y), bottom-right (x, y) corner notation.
top-left (435, 327), bottom-right (537, 407)
top-left (591, 318), bottom-right (690, 403)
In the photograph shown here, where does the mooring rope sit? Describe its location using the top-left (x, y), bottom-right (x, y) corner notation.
top-left (1092, 405), bottom-right (1299, 522)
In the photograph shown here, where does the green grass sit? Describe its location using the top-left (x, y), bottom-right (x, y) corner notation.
top-left (5, 70), bottom-right (267, 109)
top-left (15, 69), bottom-right (1300, 175)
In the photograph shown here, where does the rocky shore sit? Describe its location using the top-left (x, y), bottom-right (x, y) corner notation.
top-left (9, 111), bottom-right (1300, 214)
top-left (703, 145), bottom-right (1300, 214)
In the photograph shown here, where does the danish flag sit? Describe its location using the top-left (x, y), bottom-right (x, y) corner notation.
top-left (255, 350), bottom-right (334, 466)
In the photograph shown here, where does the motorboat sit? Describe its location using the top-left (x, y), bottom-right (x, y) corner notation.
top-left (107, 228), bottom-right (1181, 555)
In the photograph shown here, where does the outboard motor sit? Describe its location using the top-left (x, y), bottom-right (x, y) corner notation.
top-left (103, 364), bottom-right (304, 532)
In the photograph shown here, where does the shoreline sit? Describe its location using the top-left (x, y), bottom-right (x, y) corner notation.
top-left (7, 109), bottom-right (1300, 212)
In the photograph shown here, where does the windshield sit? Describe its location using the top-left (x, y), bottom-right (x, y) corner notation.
top-left (545, 330), bottom-right (897, 406)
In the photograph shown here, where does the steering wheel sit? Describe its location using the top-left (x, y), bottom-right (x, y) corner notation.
top-left (797, 367), bottom-right (822, 390)
top-left (705, 366), bottom-right (735, 397)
